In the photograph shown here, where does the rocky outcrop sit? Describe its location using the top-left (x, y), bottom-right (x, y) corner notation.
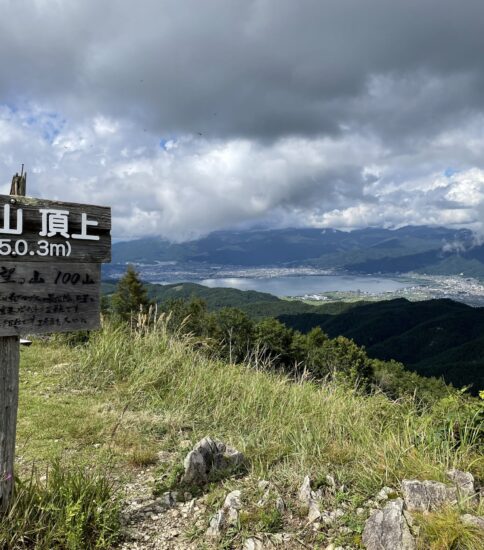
top-left (401, 479), bottom-right (457, 512)
top-left (243, 537), bottom-right (273, 550)
top-left (298, 475), bottom-right (322, 523)
top-left (257, 479), bottom-right (285, 513)
top-left (402, 469), bottom-right (478, 513)
top-left (243, 534), bottom-right (291, 549)
top-left (375, 486), bottom-right (397, 502)
top-left (362, 498), bottom-right (416, 550)
top-left (125, 451), bottom-right (480, 550)
top-left (363, 470), bottom-right (479, 549)
top-left (298, 475), bottom-right (313, 504)
top-left (181, 437), bottom-right (244, 486)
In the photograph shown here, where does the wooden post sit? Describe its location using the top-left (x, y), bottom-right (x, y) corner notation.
top-left (0, 170), bottom-right (26, 512)
top-left (0, 337), bottom-right (19, 512)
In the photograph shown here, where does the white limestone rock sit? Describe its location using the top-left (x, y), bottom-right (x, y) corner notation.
top-left (401, 479), bottom-right (457, 512)
top-left (362, 498), bottom-right (416, 550)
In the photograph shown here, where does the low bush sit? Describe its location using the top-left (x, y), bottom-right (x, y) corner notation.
top-left (0, 461), bottom-right (121, 550)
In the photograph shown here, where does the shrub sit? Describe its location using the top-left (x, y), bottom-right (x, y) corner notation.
top-left (0, 461), bottom-right (121, 550)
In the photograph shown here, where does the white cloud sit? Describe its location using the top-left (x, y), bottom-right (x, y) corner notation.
top-left (2, 103), bottom-right (484, 241)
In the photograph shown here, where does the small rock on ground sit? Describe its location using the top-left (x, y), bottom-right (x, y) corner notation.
top-left (362, 498), bottom-right (416, 550)
top-left (461, 514), bottom-right (484, 531)
top-left (181, 436), bottom-right (244, 486)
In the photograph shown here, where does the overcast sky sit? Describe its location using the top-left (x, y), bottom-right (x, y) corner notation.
top-left (1, 0), bottom-right (484, 241)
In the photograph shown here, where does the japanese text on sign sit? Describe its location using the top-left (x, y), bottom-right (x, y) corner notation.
top-left (1, 205), bottom-right (99, 257)
top-left (0, 195), bottom-right (111, 263)
top-left (0, 262), bottom-right (101, 336)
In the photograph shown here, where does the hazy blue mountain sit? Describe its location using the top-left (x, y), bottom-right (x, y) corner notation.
top-left (111, 225), bottom-right (483, 277)
top-left (345, 244), bottom-right (484, 276)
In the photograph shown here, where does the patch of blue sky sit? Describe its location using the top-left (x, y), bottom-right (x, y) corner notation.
top-left (159, 137), bottom-right (176, 149)
top-left (1, 102), bottom-right (66, 143)
top-left (27, 111), bottom-right (66, 143)
top-left (0, 102), bottom-right (18, 115)
top-left (444, 167), bottom-right (458, 178)
top-left (41, 118), bottom-right (64, 142)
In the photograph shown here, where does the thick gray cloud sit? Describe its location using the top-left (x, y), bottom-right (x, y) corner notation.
top-left (3, 0), bottom-right (484, 139)
top-left (1, 0), bottom-right (484, 239)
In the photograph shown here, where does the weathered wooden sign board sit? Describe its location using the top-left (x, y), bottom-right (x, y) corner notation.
top-left (0, 194), bottom-right (111, 336)
top-left (0, 174), bottom-right (111, 513)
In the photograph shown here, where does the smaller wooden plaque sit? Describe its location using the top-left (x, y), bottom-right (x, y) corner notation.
top-left (0, 262), bottom-right (101, 336)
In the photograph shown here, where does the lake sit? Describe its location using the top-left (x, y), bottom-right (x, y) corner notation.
top-left (197, 274), bottom-right (409, 297)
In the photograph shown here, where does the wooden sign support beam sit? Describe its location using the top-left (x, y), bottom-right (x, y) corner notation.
top-left (0, 336), bottom-right (19, 512)
top-left (0, 171), bottom-right (25, 512)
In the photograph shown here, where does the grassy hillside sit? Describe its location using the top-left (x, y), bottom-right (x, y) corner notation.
top-left (6, 319), bottom-right (483, 548)
top-left (278, 298), bottom-right (484, 392)
top-left (103, 280), bottom-right (484, 394)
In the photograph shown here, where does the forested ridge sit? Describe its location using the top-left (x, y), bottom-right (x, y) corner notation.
top-left (279, 298), bottom-right (484, 393)
top-left (103, 279), bottom-right (484, 395)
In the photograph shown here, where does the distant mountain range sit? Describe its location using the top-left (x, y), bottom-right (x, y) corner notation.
top-left (111, 225), bottom-right (484, 278)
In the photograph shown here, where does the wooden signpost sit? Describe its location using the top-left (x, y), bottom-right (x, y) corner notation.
top-left (0, 171), bottom-right (111, 511)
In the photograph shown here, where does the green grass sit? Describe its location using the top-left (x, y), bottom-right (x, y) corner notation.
top-left (415, 508), bottom-right (484, 549)
top-left (9, 317), bottom-right (484, 548)
top-left (17, 344), bottom-right (112, 468)
top-left (239, 506), bottom-right (284, 533)
top-left (69, 318), bottom-right (483, 495)
top-left (0, 461), bottom-right (120, 550)
top-left (17, 339), bottom-right (164, 471)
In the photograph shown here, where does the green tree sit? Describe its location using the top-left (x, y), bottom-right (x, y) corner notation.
top-left (255, 318), bottom-right (294, 367)
top-left (290, 327), bottom-right (328, 369)
top-left (320, 336), bottom-right (373, 385)
top-left (111, 265), bottom-right (151, 321)
top-left (162, 296), bottom-right (214, 337)
top-left (213, 308), bottom-right (254, 363)
top-left (371, 358), bottom-right (450, 402)
top-left (295, 329), bottom-right (372, 386)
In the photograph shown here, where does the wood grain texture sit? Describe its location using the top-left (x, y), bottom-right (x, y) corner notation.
top-left (0, 336), bottom-right (19, 511)
top-left (0, 262), bottom-right (101, 336)
top-left (0, 179), bottom-right (24, 513)
top-left (0, 195), bottom-right (111, 263)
